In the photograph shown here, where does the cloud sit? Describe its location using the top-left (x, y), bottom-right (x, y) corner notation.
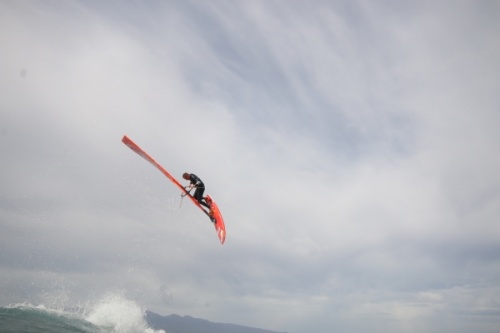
top-left (1, 1), bottom-right (500, 333)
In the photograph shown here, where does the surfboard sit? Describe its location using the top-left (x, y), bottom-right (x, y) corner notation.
top-left (205, 195), bottom-right (226, 245)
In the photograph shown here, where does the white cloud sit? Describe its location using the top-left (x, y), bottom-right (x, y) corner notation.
top-left (1, 1), bottom-right (500, 333)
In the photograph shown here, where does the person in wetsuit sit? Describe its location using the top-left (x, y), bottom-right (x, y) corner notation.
top-left (182, 172), bottom-right (210, 209)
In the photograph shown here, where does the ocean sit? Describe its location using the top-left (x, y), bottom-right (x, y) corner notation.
top-left (0, 296), bottom-right (165, 333)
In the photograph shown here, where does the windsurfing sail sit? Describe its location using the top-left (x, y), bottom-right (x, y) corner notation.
top-left (122, 135), bottom-right (226, 244)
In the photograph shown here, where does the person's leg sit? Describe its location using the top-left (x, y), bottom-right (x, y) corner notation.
top-left (194, 187), bottom-right (210, 208)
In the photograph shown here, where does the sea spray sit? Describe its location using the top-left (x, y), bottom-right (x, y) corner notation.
top-left (85, 293), bottom-right (165, 333)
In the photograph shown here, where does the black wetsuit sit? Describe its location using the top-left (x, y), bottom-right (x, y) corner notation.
top-left (189, 174), bottom-right (209, 208)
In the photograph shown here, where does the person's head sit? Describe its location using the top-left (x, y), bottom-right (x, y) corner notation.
top-left (182, 172), bottom-right (190, 180)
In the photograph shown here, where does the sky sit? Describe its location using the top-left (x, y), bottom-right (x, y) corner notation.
top-left (1, 1), bottom-right (500, 332)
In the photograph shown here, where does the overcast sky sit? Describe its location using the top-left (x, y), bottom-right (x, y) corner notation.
top-left (1, 1), bottom-right (500, 332)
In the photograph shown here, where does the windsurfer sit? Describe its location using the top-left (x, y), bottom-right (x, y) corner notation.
top-left (182, 172), bottom-right (210, 209)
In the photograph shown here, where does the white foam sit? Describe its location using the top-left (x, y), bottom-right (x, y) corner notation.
top-left (85, 293), bottom-right (165, 333)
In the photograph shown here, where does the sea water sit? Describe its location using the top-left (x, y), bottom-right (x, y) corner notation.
top-left (0, 294), bottom-right (164, 333)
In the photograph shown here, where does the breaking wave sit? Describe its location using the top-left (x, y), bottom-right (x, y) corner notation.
top-left (0, 294), bottom-right (164, 333)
